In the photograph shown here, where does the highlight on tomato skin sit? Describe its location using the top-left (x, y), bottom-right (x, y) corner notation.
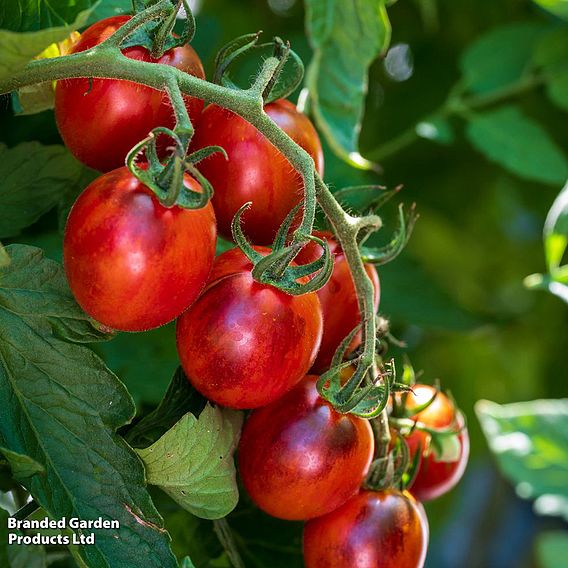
top-left (403, 384), bottom-right (470, 502)
top-left (175, 248), bottom-right (323, 409)
top-left (303, 489), bottom-right (429, 568)
top-left (63, 166), bottom-right (217, 332)
top-left (55, 15), bottom-right (205, 172)
top-left (295, 230), bottom-right (380, 372)
top-left (237, 374), bottom-right (374, 520)
top-left (190, 98), bottom-right (324, 245)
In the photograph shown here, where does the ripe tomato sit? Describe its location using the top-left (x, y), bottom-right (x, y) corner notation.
top-left (303, 489), bottom-right (429, 568)
top-left (176, 248), bottom-right (323, 409)
top-left (55, 16), bottom-right (205, 172)
top-left (63, 167), bottom-right (216, 332)
top-left (238, 375), bottom-right (374, 520)
top-left (296, 231), bottom-right (380, 372)
top-left (404, 384), bottom-right (470, 502)
top-left (190, 99), bottom-right (324, 244)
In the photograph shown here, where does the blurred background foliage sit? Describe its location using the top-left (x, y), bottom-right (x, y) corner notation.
top-left (2, 0), bottom-right (568, 567)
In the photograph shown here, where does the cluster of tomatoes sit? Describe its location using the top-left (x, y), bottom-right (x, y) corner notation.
top-left (54, 15), bottom-right (469, 568)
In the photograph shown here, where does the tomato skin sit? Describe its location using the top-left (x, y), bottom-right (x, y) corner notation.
top-left (55, 16), bottom-right (205, 172)
top-left (63, 167), bottom-right (216, 332)
top-left (296, 231), bottom-right (380, 372)
top-left (404, 384), bottom-right (470, 502)
top-left (191, 99), bottom-right (324, 244)
top-left (238, 375), bottom-right (374, 520)
top-left (176, 249), bottom-right (323, 409)
top-left (303, 489), bottom-right (429, 568)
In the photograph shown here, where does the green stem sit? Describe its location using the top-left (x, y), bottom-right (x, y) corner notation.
top-left (0, 15), bottom-right (378, 417)
top-left (368, 71), bottom-right (547, 162)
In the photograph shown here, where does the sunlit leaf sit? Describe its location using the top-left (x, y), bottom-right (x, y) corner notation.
top-left (476, 398), bottom-right (568, 521)
top-left (460, 22), bottom-right (547, 94)
top-left (137, 404), bottom-right (243, 520)
top-left (466, 105), bottom-right (568, 185)
top-left (304, 0), bottom-right (391, 168)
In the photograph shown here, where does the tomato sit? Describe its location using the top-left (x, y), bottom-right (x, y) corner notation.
top-left (296, 231), bottom-right (380, 372)
top-left (190, 99), bottom-right (324, 244)
top-left (63, 167), bottom-right (216, 332)
top-left (403, 384), bottom-right (470, 502)
top-left (55, 16), bottom-right (205, 172)
top-left (238, 375), bottom-right (374, 520)
top-left (303, 489), bottom-right (429, 568)
top-left (176, 248), bottom-right (323, 409)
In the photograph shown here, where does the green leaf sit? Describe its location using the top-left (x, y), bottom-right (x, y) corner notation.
top-left (532, 0), bottom-right (568, 21)
top-left (126, 366), bottom-right (207, 449)
top-left (0, 243), bottom-right (9, 268)
top-left (465, 105), bottom-right (568, 185)
top-left (460, 22), bottom-right (547, 94)
top-left (476, 398), bottom-right (568, 521)
top-left (0, 143), bottom-right (82, 239)
top-left (137, 404), bottom-right (243, 520)
top-left (0, 506), bottom-right (48, 568)
top-left (0, 245), bottom-right (177, 568)
top-left (181, 558), bottom-right (197, 568)
top-left (304, 0), bottom-right (391, 168)
top-left (93, 323), bottom-right (180, 407)
top-left (544, 180), bottom-right (568, 271)
top-left (0, 447), bottom-right (44, 481)
top-left (0, 3), bottom-right (93, 80)
top-left (534, 28), bottom-right (568, 112)
top-left (537, 531), bottom-right (568, 568)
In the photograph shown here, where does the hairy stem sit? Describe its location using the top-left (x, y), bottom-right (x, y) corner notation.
top-left (0, 18), bottom-right (379, 418)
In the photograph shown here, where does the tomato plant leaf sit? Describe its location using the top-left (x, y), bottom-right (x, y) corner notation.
top-left (460, 22), bottom-right (548, 94)
top-left (0, 243), bottom-right (9, 268)
top-left (534, 28), bottom-right (568, 113)
top-left (304, 0), bottom-right (391, 168)
top-left (0, 245), bottom-right (177, 568)
top-left (0, 143), bottom-right (83, 239)
top-left (0, 506), bottom-right (48, 568)
top-left (0, 447), bottom-right (45, 481)
top-left (0, 1), bottom-right (94, 80)
top-left (125, 366), bottom-right (206, 448)
top-left (476, 399), bottom-right (568, 521)
top-left (544, 180), bottom-right (568, 273)
top-left (532, 0), bottom-right (568, 21)
top-left (537, 531), bottom-right (568, 568)
top-left (465, 105), bottom-right (568, 185)
top-left (137, 404), bottom-right (243, 520)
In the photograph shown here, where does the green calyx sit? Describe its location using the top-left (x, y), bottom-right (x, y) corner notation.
top-left (230, 202), bottom-right (334, 295)
top-left (125, 0), bottom-right (196, 58)
top-left (126, 127), bottom-right (226, 210)
top-left (213, 33), bottom-right (304, 103)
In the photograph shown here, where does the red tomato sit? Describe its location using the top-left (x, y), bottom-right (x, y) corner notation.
top-left (176, 248), bottom-right (323, 408)
top-left (404, 384), bottom-right (470, 502)
top-left (303, 489), bottom-right (429, 568)
top-left (238, 375), bottom-right (374, 520)
top-left (190, 99), bottom-right (324, 244)
top-left (296, 231), bottom-right (380, 372)
top-left (63, 167), bottom-right (216, 331)
top-left (55, 16), bottom-right (205, 172)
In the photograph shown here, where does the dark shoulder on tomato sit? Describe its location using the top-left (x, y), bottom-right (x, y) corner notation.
top-left (207, 246), bottom-right (272, 285)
